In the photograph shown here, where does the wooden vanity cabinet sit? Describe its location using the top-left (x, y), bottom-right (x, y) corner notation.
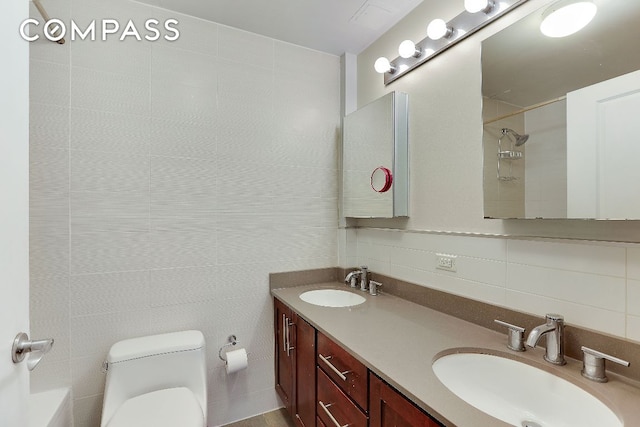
top-left (274, 298), bottom-right (316, 427)
top-left (275, 297), bottom-right (442, 427)
top-left (370, 373), bottom-right (442, 427)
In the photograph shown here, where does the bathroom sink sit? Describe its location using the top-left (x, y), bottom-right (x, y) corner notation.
top-left (299, 289), bottom-right (366, 308)
top-left (432, 352), bottom-right (621, 427)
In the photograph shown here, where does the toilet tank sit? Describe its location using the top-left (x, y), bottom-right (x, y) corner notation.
top-left (101, 330), bottom-right (207, 426)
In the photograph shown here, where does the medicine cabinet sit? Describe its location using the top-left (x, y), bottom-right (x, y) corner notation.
top-left (343, 91), bottom-right (409, 218)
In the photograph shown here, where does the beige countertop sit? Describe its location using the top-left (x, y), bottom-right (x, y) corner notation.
top-left (272, 283), bottom-right (640, 427)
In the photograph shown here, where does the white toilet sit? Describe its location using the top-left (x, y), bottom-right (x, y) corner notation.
top-left (100, 330), bottom-right (207, 427)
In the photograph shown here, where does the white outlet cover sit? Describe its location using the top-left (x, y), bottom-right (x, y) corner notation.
top-left (436, 254), bottom-right (457, 272)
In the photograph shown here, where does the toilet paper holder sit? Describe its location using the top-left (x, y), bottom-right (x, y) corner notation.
top-left (218, 335), bottom-right (238, 362)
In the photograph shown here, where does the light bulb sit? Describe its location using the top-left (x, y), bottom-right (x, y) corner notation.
top-left (427, 19), bottom-right (453, 40)
top-left (398, 40), bottom-right (421, 59)
top-left (374, 57), bottom-right (394, 74)
top-left (540, 0), bottom-right (597, 38)
top-left (464, 0), bottom-right (494, 14)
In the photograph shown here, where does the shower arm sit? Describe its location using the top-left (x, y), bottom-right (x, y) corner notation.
top-left (32, 0), bottom-right (66, 45)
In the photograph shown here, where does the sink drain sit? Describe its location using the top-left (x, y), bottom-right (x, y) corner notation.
top-left (522, 421), bottom-right (542, 427)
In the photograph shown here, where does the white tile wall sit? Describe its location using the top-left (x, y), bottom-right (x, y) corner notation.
top-left (29, 1), bottom-right (340, 426)
top-left (70, 37), bottom-right (152, 76)
top-left (30, 60), bottom-right (70, 106)
top-left (355, 228), bottom-right (640, 341)
top-left (218, 26), bottom-right (274, 69)
top-left (30, 104), bottom-right (70, 150)
top-left (70, 108), bottom-right (151, 154)
top-left (70, 67), bottom-right (150, 115)
top-left (627, 316), bottom-right (640, 342)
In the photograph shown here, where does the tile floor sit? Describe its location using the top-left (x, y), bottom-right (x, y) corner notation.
top-left (223, 408), bottom-right (296, 427)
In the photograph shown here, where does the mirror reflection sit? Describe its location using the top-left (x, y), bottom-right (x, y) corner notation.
top-left (482, 0), bottom-right (640, 219)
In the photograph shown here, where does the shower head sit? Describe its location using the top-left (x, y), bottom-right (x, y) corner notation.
top-left (501, 128), bottom-right (529, 146)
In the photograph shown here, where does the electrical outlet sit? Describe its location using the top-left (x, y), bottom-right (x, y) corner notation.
top-left (436, 254), bottom-right (457, 272)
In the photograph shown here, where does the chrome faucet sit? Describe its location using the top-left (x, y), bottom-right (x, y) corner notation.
top-left (344, 270), bottom-right (360, 288)
top-left (525, 314), bottom-right (566, 365)
top-left (359, 266), bottom-right (369, 291)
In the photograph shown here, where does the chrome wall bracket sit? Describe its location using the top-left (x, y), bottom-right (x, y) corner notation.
top-left (218, 334), bottom-right (238, 362)
top-left (11, 332), bottom-right (54, 371)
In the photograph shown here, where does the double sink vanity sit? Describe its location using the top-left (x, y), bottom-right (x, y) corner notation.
top-left (272, 280), bottom-right (640, 427)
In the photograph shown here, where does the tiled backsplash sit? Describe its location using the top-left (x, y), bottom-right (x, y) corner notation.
top-left (353, 228), bottom-right (640, 342)
top-left (269, 267), bottom-right (338, 290)
top-left (28, 0), bottom-right (340, 425)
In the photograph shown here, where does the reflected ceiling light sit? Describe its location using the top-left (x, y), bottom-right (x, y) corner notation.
top-left (540, 0), bottom-right (597, 38)
top-left (374, 57), bottom-right (395, 74)
top-left (464, 0), bottom-right (495, 14)
top-left (427, 19), bottom-right (454, 40)
top-left (398, 40), bottom-right (422, 59)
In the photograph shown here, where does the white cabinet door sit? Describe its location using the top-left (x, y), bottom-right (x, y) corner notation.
top-left (0, 0), bottom-right (30, 425)
top-left (567, 69), bottom-right (640, 218)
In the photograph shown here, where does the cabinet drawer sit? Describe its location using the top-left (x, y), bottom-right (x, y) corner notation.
top-left (370, 373), bottom-right (442, 427)
top-left (317, 368), bottom-right (367, 427)
top-left (317, 331), bottom-right (368, 411)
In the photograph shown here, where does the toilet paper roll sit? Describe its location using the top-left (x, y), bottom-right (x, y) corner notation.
top-left (225, 348), bottom-right (248, 374)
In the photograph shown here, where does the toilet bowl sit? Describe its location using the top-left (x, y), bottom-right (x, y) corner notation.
top-left (100, 330), bottom-right (207, 427)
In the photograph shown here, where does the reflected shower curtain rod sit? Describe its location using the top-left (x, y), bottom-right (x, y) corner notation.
top-left (32, 0), bottom-right (66, 44)
top-left (483, 95), bottom-right (566, 125)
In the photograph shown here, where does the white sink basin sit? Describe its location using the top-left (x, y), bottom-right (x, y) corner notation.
top-left (432, 352), bottom-right (621, 427)
top-left (299, 289), bottom-right (366, 308)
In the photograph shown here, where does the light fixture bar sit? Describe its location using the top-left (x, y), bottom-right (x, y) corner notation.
top-left (382, 0), bottom-right (529, 85)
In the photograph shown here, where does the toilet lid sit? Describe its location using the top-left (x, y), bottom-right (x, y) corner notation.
top-left (106, 387), bottom-right (204, 427)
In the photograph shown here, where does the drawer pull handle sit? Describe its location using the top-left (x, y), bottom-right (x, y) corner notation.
top-left (285, 318), bottom-right (295, 357)
top-left (319, 354), bottom-right (351, 381)
top-left (282, 314), bottom-right (287, 353)
top-left (319, 400), bottom-right (350, 427)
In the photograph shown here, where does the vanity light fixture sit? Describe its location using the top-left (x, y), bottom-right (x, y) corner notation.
top-left (465, 0), bottom-right (495, 14)
top-left (427, 18), bottom-right (454, 40)
top-left (374, 57), bottom-right (395, 74)
top-left (540, 0), bottom-right (597, 38)
top-left (374, 0), bottom-right (529, 84)
top-left (398, 40), bottom-right (422, 59)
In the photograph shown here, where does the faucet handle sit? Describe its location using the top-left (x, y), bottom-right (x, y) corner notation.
top-left (494, 319), bottom-right (526, 352)
top-left (359, 266), bottom-right (369, 291)
top-left (369, 280), bottom-right (382, 296)
top-left (545, 313), bottom-right (564, 323)
top-left (581, 346), bottom-right (630, 383)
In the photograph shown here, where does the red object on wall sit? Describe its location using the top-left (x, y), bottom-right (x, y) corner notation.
top-left (371, 166), bottom-right (393, 193)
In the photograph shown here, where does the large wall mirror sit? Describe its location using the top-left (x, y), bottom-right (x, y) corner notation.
top-left (482, 0), bottom-right (640, 219)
